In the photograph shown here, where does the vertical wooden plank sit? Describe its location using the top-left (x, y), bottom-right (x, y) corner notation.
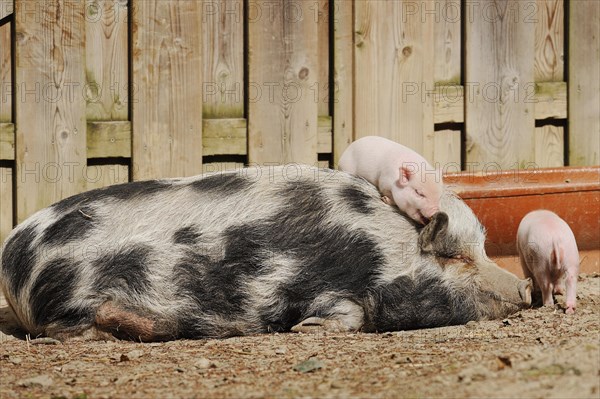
top-left (132, 0), bottom-right (203, 179)
top-left (85, 0), bottom-right (129, 121)
top-left (332, 0), bottom-right (353, 166)
top-left (534, 0), bottom-right (564, 82)
top-left (434, 0), bottom-right (461, 84)
top-left (248, 0), bottom-right (318, 165)
top-left (0, 167), bottom-right (12, 244)
top-left (433, 130), bottom-right (461, 172)
top-left (465, 0), bottom-right (535, 169)
top-left (85, 164), bottom-right (128, 190)
top-left (0, 21), bottom-right (11, 122)
top-left (15, 1), bottom-right (87, 222)
top-left (202, 0), bottom-right (244, 118)
top-left (568, 1), bottom-right (599, 166)
top-left (0, 0), bottom-right (12, 20)
top-left (317, 0), bottom-right (329, 117)
top-left (534, 124), bottom-right (563, 167)
top-left (354, 1), bottom-right (435, 157)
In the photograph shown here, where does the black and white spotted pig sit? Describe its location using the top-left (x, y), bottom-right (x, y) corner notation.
top-left (0, 165), bottom-right (532, 341)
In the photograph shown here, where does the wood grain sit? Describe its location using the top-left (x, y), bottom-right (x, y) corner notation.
top-left (0, 21), bottom-right (11, 122)
top-left (15, 0), bottom-right (87, 222)
top-left (433, 129), bottom-right (461, 172)
top-left (434, 0), bottom-right (461, 84)
top-left (465, 0), bottom-right (535, 169)
top-left (568, 1), bottom-right (600, 166)
top-left (248, 0), bottom-right (318, 165)
top-left (85, 164), bottom-right (128, 190)
top-left (85, 0), bottom-right (128, 121)
top-left (317, 0), bottom-right (330, 117)
top-left (434, 82), bottom-right (567, 124)
top-left (355, 0), bottom-right (435, 157)
top-left (534, 0), bottom-right (564, 82)
top-left (534, 124), bottom-right (564, 167)
top-left (535, 81), bottom-right (567, 120)
top-left (202, 0), bottom-right (244, 118)
top-left (434, 85), bottom-right (464, 124)
top-left (0, 0), bottom-right (12, 20)
top-left (332, 0), bottom-right (353, 167)
top-left (0, 122), bottom-right (14, 160)
top-left (132, 0), bottom-right (203, 179)
top-left (203, 118), bottom-right (247, 156)
top-left (87, 121), bottom-right (130, 158)
top-left (0, 166), bottom-right (12, 244)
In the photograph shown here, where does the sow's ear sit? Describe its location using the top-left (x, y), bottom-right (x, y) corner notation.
top-left (418, 212), bottom-right (449, 253)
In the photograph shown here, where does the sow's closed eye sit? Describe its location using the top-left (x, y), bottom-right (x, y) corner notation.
top-left (438, 253), bottom-right (474, 267)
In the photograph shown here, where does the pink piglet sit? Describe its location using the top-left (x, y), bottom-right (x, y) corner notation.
top-left (516, 210), bottom-right (579, 314)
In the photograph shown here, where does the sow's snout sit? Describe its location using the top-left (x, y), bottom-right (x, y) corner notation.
top-left (419, 211), bottom-right (532, 320)
top-left (476, 259), bottom-right (533, 318)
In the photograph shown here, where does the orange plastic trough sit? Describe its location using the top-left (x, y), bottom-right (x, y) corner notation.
top-left (443, 166), bottom-right (600, 277)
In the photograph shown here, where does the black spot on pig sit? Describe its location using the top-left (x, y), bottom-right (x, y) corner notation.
top-left (367, 274), bottom-right (476, 332)
top-left (40, 207), bottom-right (96, 247)
top-left (29, 258), bottom-right (92, 327)
top-left (173, 250), bottom-right (252, 338)
top-left (189, 173), bottom-right (252, 194)
top-left (92, 244), bottom-right (152, 295)
top-left (220, 180), bottom-right (385, 331)
top-left (52, 180), bottom-right (173, 212)
top-left (341, 186), bottom-right (376, 215)
top-left (1, 224), bottom-right (38, 297)
top-left (173, 226), bottom-right (201, 246)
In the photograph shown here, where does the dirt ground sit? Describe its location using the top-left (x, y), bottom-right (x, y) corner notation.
top-left (0, 274), bottom-right (598, 399)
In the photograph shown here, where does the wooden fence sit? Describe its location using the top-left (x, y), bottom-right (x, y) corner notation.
top-left (0, 0), bottom-right (599, 244)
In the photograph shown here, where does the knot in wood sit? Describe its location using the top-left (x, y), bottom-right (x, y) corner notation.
top-left (402, 46), bottom-right (413, 58)
top-left (298, 67), bottom-right (309, 80)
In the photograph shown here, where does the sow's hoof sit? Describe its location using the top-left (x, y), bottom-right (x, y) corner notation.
top-left (291, 317), bottom-right (350, 333)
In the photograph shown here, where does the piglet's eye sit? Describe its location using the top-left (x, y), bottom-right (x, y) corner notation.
top-left (415, 190), bottom-right (425, 198)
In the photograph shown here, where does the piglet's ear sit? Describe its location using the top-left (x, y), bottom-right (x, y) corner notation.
top-left (398, 166), bottom-right (412, 187)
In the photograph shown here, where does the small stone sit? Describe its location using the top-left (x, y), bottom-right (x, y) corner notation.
top-left (9, 357), bottom-right (22, 365)
top-left (126, 349), bottom-right (144, 360)
top-left (114, 375), bottom-right (132, 385)
top-left (274, 347), bottom-right (287, 355)
top-left (465, 321), bottom-right (477, 329)
top-left (194, 358), bottom-right (216, 369)
top-left (293, 357), bottom-right (324, 373)
top-left (395, 356), bottom-right (412, 365)
top-left (18, 374), bottom-right (54, 388)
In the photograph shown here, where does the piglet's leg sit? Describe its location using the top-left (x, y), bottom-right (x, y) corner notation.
top-left (540, 281), bottom-right (555, 307)
top-left (565, 270), bottom-right (577, 314)
top-left (553, 278), bottom-right (566, 295)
